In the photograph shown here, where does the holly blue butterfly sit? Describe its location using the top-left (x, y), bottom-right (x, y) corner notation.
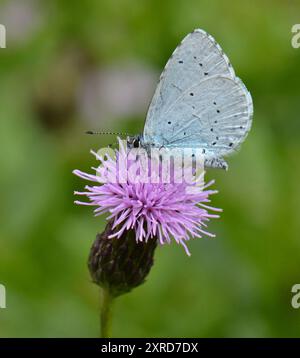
top-left (127, 29), bottom-right (253, 170)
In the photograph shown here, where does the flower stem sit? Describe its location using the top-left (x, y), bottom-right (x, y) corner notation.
top-left (100, 288), bottom-right (113, 338)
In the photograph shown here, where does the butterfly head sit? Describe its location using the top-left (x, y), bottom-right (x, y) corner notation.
top-left (127, 134), bottom-right (142, 149)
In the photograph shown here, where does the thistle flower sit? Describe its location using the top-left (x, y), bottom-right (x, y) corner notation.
top-left (73, 140), bottom-right (221, 256)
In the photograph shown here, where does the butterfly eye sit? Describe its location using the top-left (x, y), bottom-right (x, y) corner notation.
top-left (133, 139), bottom-right (139, 148)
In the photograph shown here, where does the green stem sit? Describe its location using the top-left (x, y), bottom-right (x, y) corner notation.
top-left (100, 288), bottom-right (113, 338)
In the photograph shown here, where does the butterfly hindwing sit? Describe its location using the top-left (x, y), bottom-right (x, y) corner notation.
top-left (148, 75), bottom-right (253, 157)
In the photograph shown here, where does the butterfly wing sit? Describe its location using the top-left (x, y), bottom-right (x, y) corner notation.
top-left (147, 75), bottom-right (253, 157)
top-left (143, 29), bottom-right (253, 157)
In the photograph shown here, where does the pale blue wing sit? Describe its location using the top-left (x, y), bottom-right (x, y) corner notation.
top-left (144, 75), bottom-right (253, 157)
top-left (143, 29), bottom-right (236, 143)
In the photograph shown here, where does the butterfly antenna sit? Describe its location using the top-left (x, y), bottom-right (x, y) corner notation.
top-left (85, 130), bottom-right (131, 136)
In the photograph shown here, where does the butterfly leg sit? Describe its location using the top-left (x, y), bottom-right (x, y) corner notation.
top-left (204, 157), bottom-right (228, 170)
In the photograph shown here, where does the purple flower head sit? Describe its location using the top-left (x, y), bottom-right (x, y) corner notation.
top-left (73, 139), bottom-right (221, 256)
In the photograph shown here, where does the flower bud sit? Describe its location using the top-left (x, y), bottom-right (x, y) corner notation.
top-left (88, 221), bottom-right (157, 297)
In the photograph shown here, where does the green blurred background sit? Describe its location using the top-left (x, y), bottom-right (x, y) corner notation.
top-left (0, 0), bottom-right (300, 337)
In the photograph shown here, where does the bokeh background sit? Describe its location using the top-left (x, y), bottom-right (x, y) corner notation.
top-left (0, 0), bottom-right (300, 337)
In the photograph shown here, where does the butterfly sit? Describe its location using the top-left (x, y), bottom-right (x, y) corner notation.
top-left (127, 29), bottom-right (253, 170)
